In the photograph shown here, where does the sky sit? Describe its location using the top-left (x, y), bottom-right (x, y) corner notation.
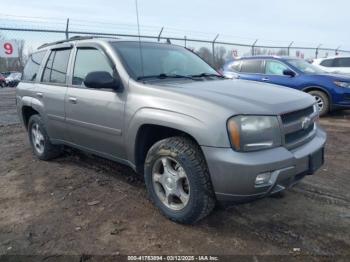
top-left (1, 0), bottom-right (350, 50)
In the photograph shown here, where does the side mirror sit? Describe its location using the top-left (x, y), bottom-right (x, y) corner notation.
top-left (283, 69), bottom-right (296, 77)
top-left (84, 71), bottom-right (120, 90)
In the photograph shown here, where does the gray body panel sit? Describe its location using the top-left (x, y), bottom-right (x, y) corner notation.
top-left (16, 39), bottom-right (326, 202)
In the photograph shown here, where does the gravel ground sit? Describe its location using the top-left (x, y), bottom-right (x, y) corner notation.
top-left (0, 88), bottom-right (349, 260)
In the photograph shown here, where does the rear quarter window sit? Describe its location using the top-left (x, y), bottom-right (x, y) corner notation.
top-left (22, 51), bottom-right (46, 82)
top-left (229, 61), bottom-right (241, 72)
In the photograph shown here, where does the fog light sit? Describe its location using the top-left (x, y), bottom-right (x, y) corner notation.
top-left (255, 172), bottom-right (272, 185)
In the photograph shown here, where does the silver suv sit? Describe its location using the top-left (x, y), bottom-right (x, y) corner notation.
top-left (17, 37), bottom-right (326, 224)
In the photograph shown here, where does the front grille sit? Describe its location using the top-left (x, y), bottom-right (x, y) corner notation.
top-left (280, 105), bottom-right (317, 149)
top-left (285, 123), bottom-right (315, 144)
top-left (281, 106), bottom-right (314, 124)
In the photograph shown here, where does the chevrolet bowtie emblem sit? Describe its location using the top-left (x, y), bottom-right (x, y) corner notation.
top-left (301, 117), bottom-right (311, 130)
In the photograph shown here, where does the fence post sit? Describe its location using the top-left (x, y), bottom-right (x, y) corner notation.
top-left (335, 46), bottom-right (340, 56)
top-left (287, 41), bottom-right (294, 56)
top-left (65, 18), bottom-right (70, 40)
top-left (315, 44), bottom-right (322, 58)
top-left (212, 34), bottom-right (219, 67)
top-left (251, 39), bottom-right (258, 56)
top-left (157, 27), bottom-right (164, 42)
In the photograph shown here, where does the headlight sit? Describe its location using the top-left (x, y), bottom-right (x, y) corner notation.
top-left (334, 81), bottom-right (350, 88)
top-left (227, 115), bottom-right (282, 152)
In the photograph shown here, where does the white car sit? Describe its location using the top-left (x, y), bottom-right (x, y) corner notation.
top-left (313, 56), bottom-right (350, 75)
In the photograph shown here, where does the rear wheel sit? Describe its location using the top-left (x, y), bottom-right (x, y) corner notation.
top-left (307, 90), bottom-right (329, 116)
top-left (28, 114), bottom-right (62, 160)
top-left (144, 136), bottom-right (216, 224)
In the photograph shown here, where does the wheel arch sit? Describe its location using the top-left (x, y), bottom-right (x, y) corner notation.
top-left (302, 86), bottom-right (333, 106)
top-left (133, 123), bottom-right (204, 175)
top-left (22, 106), bottom-right (40, 129)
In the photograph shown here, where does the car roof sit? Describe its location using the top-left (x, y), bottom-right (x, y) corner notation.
top-left (314, 56), bottom-right (350, 61)
top-left (233, 55), bottom-right (294, 60)
top-left (37, 36), bottom-right (176, 51)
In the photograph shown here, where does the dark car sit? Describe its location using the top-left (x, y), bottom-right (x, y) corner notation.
top-left (0, 73), bottom-right (6, 88)
top-left (221, 56), bottom-right (350, 116)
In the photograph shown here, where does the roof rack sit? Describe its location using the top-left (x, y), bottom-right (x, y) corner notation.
top-left (37, 36), bottom-right (99, 50)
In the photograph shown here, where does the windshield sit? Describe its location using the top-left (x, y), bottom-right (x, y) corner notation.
top-left (112, 42), bottom-right (218, 80)
top-left (287, 59), bottom-right (324, 74)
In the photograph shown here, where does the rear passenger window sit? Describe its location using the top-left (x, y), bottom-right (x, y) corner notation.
top-left (42, 49), bottom-right (71, 84)
top-left (72, 48), bottom-right (113, 86)
top-left (334, 58), bottom-right (350, 67)
top-left (240, 60), bottom-right (263, 73)
top-left (22, 51), bottom-right (46, 82)
top-left (320, 59), bottom-right (333, 67)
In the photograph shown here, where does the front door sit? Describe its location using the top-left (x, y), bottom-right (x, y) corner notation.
top-left (65, 47), bottom-right (126, 160)
top-left (262, 60), bottom-right (300, 89)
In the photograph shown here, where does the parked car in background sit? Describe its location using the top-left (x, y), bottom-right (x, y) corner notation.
top-left (0, 73), bottom-right (6, 88)
top-left (16, 37), bottom-right (326, 224)
top-left (5, 72), bottom-right (22, 87)
top-left (312, 56), bottom-right (350, 75)
top-left (221, 56), bottom-right (350, 116)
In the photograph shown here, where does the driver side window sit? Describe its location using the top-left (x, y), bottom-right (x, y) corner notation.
top-left (72, 48), bottom-right (114, 86)
top-left (265, 60), bottom-right (289, 75)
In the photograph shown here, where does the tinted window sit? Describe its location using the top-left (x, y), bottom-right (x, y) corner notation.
top-left (229, 61), bottom-right (241, 72)
top-left (320, 59), bottom-right (334, 67)
top-left (22, 51), bottom-right (46, 82)
top-left (240, 60), bottom-right (263, 73)
top-left (265, 60), bottom-right (289, 75)
top-left (334, 58), bottom-right (350, 67)
top-left (42, 49), bottom-right (71, 84)
top-left (72, 48), bottom-right (113, 86)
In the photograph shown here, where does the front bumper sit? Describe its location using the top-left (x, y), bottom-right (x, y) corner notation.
top-left (202, 127), bottom-right (326, 202)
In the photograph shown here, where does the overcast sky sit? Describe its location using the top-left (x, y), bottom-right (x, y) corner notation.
top-left (2, 0), bottom-right (349, 49)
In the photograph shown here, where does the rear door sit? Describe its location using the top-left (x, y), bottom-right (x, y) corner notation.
top-left (36, 47), bottom-right (72, 141)
top-left (65, 45), bottom-right (126, 160)
top-left (333, 57), bottom-right (350, 74)
top-left (238, 59), bottom-right (265, 81)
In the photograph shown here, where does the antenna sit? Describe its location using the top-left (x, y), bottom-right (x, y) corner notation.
top-left (135, 0), bottom-right (144, 78)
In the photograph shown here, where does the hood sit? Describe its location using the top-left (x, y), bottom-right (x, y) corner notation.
top-left (154, 79), bottom-right (315, 115)
top-left (310, 73), bottom-right (350, 81)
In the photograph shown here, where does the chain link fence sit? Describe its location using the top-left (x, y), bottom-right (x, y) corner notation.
top-left (1, 21), bottom-right (350, 72)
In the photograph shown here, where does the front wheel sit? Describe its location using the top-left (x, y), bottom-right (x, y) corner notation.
top-left (307, 90), bottom-right (329, 116)
top-left (144, 136), bottom-right (216, 224)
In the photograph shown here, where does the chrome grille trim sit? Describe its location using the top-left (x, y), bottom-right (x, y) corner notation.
top-left (279, 105), bottom-right (318, 149)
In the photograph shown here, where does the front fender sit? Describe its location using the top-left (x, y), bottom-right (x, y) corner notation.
top-left (125, 107), bottom-right (216, 164)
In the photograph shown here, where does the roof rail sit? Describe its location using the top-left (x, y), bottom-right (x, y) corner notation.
top-left (37, 36), bottom-right (97, 50)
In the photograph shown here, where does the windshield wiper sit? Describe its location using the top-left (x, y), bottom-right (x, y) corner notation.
top-left (137, 73), bottom-right (194, 80)
top-left (189, 73), bottom-right (225, 78)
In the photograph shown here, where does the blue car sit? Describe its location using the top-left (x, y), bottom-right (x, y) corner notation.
top-left (221, 56), bottom-right (350, 116)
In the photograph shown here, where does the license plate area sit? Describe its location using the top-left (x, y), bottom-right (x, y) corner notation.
top-left (308, 148), bottom-right (324, 174)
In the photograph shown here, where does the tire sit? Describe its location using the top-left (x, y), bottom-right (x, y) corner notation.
top-left (28, 114), bottom-right (62, 160)
top-left (307, 90), bottom-right (329, 116)
top-left (144, 136), bottom-right (216, 224)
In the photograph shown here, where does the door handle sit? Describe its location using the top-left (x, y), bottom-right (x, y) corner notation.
top-left (36, 92), bottom-right (43, 98)
top-left (261, 77), bottom-right (269, 81)
top-left (68, 97), bottom-right (77, 104)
